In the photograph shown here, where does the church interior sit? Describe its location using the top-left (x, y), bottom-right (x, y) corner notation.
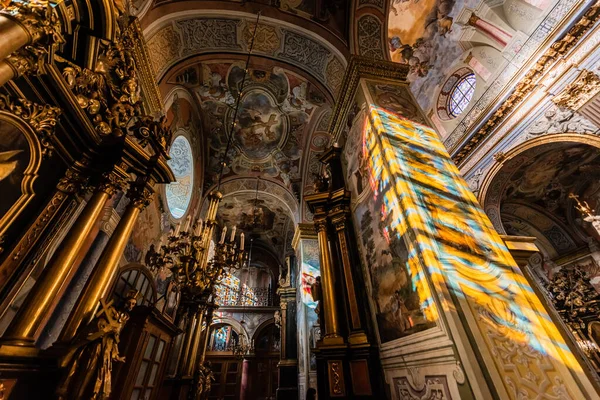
top-left (1, 0), bottom-right (600, 399)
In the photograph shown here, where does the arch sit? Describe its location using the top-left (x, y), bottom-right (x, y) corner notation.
top-left (0, 110), bottom-right (43, 237)
top-left (144, 10), bottom-right (347, 99)
top-left (478, 134), bottom-right (600, 234)
top-left (210, 315), bottom-right (250, 343)
top-left (251, 318), bottom-right (276, 344)
top-left (110, 263), bottom-right (158, 307)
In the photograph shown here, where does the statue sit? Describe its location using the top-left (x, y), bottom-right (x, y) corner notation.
top-left (56, 290), bottom-right (139, 400)
top-left (310, 276), bottom-right (323, 328)
top-left (195, 361), bottom-right (215, 400)
top-left (274, 310), bottom-right (282, 329)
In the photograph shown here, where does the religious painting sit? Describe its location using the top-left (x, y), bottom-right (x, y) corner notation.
top-left (299, 239), bottom-right (320, 309)
top-left (231, 91), bottom-right (286, 160)
top-left (0, 113), bottom-right (39, 236)
top-left (387, 0), bottom-right (478, 110)
top-left (195, 62), bottom-right (319, 195)
top-left (365, 80), bottom-right (427, 126)
top-left (353, 184), bottom-right (436, 343)
top-left (342, 107), bottom-right (436, 343)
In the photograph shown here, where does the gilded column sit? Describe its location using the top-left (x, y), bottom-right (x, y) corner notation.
top-left (57, 178), bottom-right (154, 342)
top-left (198, 304), bottom-right (216, 365)
top-left (2, 167), bottom-right (127, 345)
top-left (314, 218), bottom-right (344, 346)
top-left (176, 307), bottom-right (198, 376)
top-left (184, 304), bottom-right (207, 377)
top-left (0, 1), bottom-right (61, 84)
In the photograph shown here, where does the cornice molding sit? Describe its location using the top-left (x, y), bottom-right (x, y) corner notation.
top-left (451, 1), bottom-right (600, 166)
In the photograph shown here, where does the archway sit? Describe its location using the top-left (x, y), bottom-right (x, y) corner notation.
top-left (480, 136), bottom-right (600, 382)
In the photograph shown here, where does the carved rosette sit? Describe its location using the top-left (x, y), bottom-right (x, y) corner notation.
top-left (0, 93), bottom-right (61, 158)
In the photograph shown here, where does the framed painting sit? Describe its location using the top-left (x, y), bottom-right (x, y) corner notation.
top-left (0, 110), bottom-right (42, 237)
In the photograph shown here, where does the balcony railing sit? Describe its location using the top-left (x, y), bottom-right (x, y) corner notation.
top-left (215, 286), bottom-right (278, 307)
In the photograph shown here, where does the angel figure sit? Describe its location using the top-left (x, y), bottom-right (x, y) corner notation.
top-left (56, 290), bottom-right (139, 400)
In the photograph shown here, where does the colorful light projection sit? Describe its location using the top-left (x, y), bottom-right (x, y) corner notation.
top-left (364, 104), bottom-right (586, 395)
top-left (299, 239), bottom-right (320, 309)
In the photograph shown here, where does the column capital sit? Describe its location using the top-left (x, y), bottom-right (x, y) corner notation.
top-left (97, 164), bottom-right (129, 196)
top-left (1, 1), bottom-right (62, 43)
top-left (56, 159), bottom-right (91, 194)
top-left (314, 218), bottom-right (328, 232)
top-left (127, 178), bottom-right (155, 210)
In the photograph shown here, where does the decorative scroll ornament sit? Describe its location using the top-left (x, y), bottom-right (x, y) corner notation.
top-left (553, 70), bottom-right (600, 111)
top-left (0, 93), bottom-right (61, 158)
top-left (129, 115), bottom-right (172, 158)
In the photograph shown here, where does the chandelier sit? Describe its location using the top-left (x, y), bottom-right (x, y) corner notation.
top-left (146, 191), bottom-right (247, 297)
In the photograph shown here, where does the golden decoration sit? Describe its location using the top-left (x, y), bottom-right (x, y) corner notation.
top-left (553, 69), bottom-right (600, 110)
top-left (0, 93), bottom-right (61, 158)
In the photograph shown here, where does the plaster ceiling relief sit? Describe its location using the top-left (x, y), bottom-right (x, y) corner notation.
top-left (146, 15), bottom-right (347, 98)
top-left (171, 61), bottom-right (328, 197)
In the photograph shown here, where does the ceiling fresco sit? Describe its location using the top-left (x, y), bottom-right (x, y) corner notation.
top-left (490, 142), bottom-right (600, 257)
top-left (388, 0), bottom-right (479, 109)
top-left (170, 61), bottom-right (328, 198)
top-left (217, 191), bottom-right (296, 256)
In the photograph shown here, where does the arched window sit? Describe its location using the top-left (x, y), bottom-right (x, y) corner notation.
top-left (166, 135), bottom-right (193, 219)
top-left (448, 73), bottom-right (476, 117)
top-left (207, 324), bottom-right (240, 351)
top-left (111, 265), bottom-right (157, 307)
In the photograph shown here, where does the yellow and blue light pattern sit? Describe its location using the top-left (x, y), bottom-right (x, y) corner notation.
top-left (364, 104), bottom-right (586, 397)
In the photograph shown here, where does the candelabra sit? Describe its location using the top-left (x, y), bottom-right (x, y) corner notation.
top-left (146, 191), bottom-right (247, 298)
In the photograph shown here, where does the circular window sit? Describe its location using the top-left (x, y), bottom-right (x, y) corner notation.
top-left (448, 73), bottom-right (476, 117)
top-left (437, 68), bottom-right (476, 121)
top-left (166, 135), bottom-right (193, 219)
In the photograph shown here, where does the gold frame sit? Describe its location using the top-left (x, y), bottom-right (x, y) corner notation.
top-left (0, 110), bottom-right (43, 238)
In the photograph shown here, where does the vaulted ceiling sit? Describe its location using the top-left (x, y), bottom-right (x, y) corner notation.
top-left (141, 0), bottom-right (586, 259)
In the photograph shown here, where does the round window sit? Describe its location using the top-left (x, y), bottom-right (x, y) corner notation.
top-left (166, 135), bottom-right (193, 219)
top-left (448, 73), bottom-right (476, 117)
top-left (437, 69), bottom-right (476, 121)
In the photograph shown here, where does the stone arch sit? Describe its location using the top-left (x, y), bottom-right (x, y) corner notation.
top-left (478, 133), bottom-right (600, 235)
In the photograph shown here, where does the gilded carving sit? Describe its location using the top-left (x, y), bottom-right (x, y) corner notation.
top-left (0, 0), bottom-right (62, 43)
top-left (128, 181), bottom-right (154, 210)
top-left (328, 361), bottom-right (344, 396)
top-left (0, 93), bottom-right (61, 158)
top-left (553, 69), bottom-right (600, 110)
top-left (97, 167), bottom-right (129, 196)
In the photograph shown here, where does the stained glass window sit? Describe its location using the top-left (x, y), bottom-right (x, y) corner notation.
top-left (166, 135), bottom-right (193, 219)
top-left (214, 272), bottom-right (260, 306)
top-left (448, 73), bottom-right (476, 117)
